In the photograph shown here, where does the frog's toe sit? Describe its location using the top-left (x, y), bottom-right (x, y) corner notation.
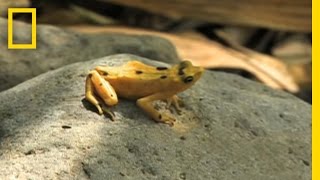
top-left (101, 106), bottom-right (116, 121)
top-left (96, 105), bottom-right (103, 115)
top-left (159, 114), bottom-right (176, 126)
top-left (176, 110), bottom-right (182, 115)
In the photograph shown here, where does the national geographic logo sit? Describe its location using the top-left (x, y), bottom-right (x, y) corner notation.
top-left (7, 8), bottom-right (36, 49)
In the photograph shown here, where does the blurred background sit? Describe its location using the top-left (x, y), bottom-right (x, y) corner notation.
top-left (1, 0), bottom-right (311, 103)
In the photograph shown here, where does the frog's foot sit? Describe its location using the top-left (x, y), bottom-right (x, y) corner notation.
top-left (85, 87), bottom-right (115, 120)
top-left (157, 113), bottom-right (176, 126)
top-left (166, 95), bottom-right (183, 114)
top-left (101, 105), bottom-right (116, 121)
top-left (137, 93), bottom-right (176, 126)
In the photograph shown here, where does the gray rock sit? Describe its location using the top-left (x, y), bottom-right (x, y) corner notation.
top-left (0, 18), bottom-right (179, 91)
top-left (0, 54), bottom-right (310, 180)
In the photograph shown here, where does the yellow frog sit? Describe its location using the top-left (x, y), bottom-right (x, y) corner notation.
top-left (85, 60), bottom-right (204, 126)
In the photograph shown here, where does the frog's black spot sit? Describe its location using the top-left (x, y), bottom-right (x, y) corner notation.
top-left (156, 67), bottom-right (168, 70)
top-left (99, 83), bottom-right (103, 86)
top-left (159, 114), bottom-right (162, 119)
top-left (178, 61), bottom-right (190, 75)
top-left (184, 76), bottom-right (193, 83)
top-left (102, 72), bottom-right (108, 76)
top-left (88, 74), bottom-right (92, 78)
top-left (160, 75), bottom-right (167, 79)
top-left (178, 69), bottom-right (185, 75)
top-left (136, 70), bottom-right (143, 74)
top-left (179, 61), bottom-right (189, 70)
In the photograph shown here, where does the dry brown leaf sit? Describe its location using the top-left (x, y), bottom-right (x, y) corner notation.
top-left (106, 0), bottom-right (311, 32)
top-left (66, 25), bottom-right (299, 92)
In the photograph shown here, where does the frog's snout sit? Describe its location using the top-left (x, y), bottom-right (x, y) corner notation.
top-left (196, 66), bottom-right (204, 77)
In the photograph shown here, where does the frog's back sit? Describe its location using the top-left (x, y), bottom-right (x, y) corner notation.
top-left (105, 61), bottom-right (174, 99)
top-left (106, 61), bottom-right (170, 81)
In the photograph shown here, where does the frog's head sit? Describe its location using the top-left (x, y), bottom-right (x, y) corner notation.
top-left (175, 60), bottom-right (204, 89)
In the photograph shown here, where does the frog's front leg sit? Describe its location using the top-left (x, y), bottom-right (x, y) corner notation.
top-left (137, 93), bottom-right (176, 126)
top-left (166, 95), bottom-right (183, 114)
top-left (85, 70), bottom-right (118, 120)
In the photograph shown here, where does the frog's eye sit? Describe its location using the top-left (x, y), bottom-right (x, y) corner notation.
top-left (184, 76), bottom-right (194, 83)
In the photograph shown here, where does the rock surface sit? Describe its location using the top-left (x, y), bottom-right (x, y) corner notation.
top-left (0, 54), bottom-right (310, 179)
top-left (0, 18), bottom-right (179, 91)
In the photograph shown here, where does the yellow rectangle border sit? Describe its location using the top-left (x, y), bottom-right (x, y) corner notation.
top-left (313, 0), bottom-right (317, 179)
top-left (8, 8), bottom-right (36, 49)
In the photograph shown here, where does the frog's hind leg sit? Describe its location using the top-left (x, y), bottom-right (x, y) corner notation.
top-left (85, 74), bottom-right (103, 114)
top-left (85, 70), bottom-right (118, 120)
top-left (137, 93), bottom-right (176, 126)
